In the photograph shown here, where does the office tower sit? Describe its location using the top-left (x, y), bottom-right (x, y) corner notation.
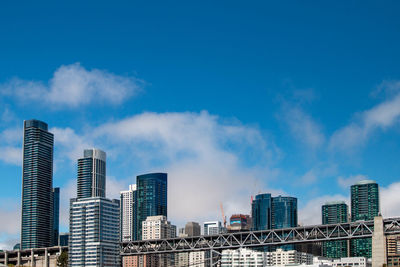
top-left (58, 233), bottom-right (69, 247)
top-left (322, 201), bottom-right (348, 258)
top-left (69, 197), bottom-right (120, 267)
top-left (21, 119), bottom-right (54, 250)
top-left (136, 172), bottom-right (167, 240)
top-left (120, 184), bottom-right (137, 242)
top-left (69, 149), bottom-right (121, 266)
top-left (228, 214), bottom-right (251, 232)
top-left (141, 215), bottom-right (176, 267)
top-left (77, 148), bottom-right (106, 199)
top-left (204, 221), bottom-right (225, 235)
top-left (251, 193), bottom-right (272, 231)
top-left (52, 187), bottom-right (60, 246)
top-left (271, 196), bottom-right (297, 229)
top-left (350, 180), bottom-right (380, 258)
top-left (185, 222), bottom-right (201, 236)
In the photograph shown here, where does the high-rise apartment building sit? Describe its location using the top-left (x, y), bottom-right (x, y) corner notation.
top-left (77, 148), bottom-right (106, 199)
top-left (21, 119), bottom-right (55, 250)
top-left (120, 184), bottom-right (137, 242)
top-left (52, 187), bottom-right (60, 246)
top-left (252, 193), bottom-right (272, 231)
top-left (350, 180), bottom-right (380, 258)
top-left (136, 172), bottom-right (167, 240)
top-left (322, 201), bottom-right (348, 258)
top-left (69, 197), bottom-right (120, 267)
top-left (69, 149), bottom-right (121, 267)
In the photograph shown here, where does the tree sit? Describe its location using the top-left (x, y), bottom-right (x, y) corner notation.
top-left (57, 251), bottom-right (68, 267)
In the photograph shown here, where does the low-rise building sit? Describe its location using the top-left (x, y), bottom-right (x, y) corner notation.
top-left (332, 257), bottom-right (371, 267)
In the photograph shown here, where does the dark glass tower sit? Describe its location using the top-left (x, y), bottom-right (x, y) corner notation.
top-left (77, 149), bottom-right (106, 199)
top-left (52, 187), bottom-right (60, 246)
top-left (350, 180), bottom-right (379, 258)
top-left (136, 173), bottom-right (167, 240)
top-left (21, 119), bottom-right (54, 249)
top-left (322, 201), bottom-right (348, 258)
top-left (271, 196), bottom-right (297, 229)
top-left (251, 193), bottom-right (272, 231)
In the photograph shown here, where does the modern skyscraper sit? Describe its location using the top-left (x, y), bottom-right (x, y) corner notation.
top-left (251, 193), bottom-right (272, 231)
top-left (69, 197), bottom-right (120, 267)
top-left (271, 196), bottom-right (297, 229)
top-left (322, 201), bottom-right (348, 258)
top-left (77, 148), bottom-right (106, 199)
top-left (21, 119), bottom-right (54, 250)
top-left (136, 172), bottom-right (167, 240)
top-left (69, 149), bottom-right (121, 267)
top-left (52, 187), bottom-right (60, 246)
top-left (120, 184), bottom-right (137, 242)
top-left (350, 180), bottom-right (380, 258)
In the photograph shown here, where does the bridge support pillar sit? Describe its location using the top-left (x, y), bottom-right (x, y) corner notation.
top-left (372, 216), bottom-right (387, 267)
top-left (17, 250), bottom-right (21, 266)
top-left (44, 247), bottom-right (48, 267)
top-left (4, 251), bottom-right (8, 265)
top-left (31, 248), bottom-right (36, 267)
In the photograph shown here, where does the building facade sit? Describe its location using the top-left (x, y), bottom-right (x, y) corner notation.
top-left (252, 193), bottom-right (272, 231)
top-left (228, 214), bottom-right (251, 232)
top-left (21, 119), bottom-right (55, 249)
top-left (77, 148), bottom-right (106, 199)
top-left (204, 221), bottom-right (225, 235)
top-left (322, 201), bottom-right (348, 258)
top-left (136, 173), bottom-right (167, 240)
top-left (350, 180), bottom-right (379, 258)
top-left (185, 222), bottom-right (201, 236)
top-left (120, 184), bottom-right (137, 242)
top-left (387, 235), bottom-right (400, 266)
top-left (332, 257), bottom-right (371, 267)
top-left (271, 196), bottom-right (297, 229)
top-left (221, 248), bottom-right (265, 266)
top-left (52, 187), bottom-right (60, 246)
top-left (69, 197), bottom-right (120, 267)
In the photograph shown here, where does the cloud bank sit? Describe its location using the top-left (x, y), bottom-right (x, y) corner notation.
top-left (0, 63), bottom-right (142, 108)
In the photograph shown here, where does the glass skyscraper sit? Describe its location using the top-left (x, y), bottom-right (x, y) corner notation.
top-left (271, 196), bottom-right (297, 229)
top-left (77, 148), bottom-right (106, 199)
top-left (21, 119), bottom-right (55, 249)
top-left (322, 201), bottom-right (348, 258)
top-left (251, 193), bottom-right (272, 231)
top-left (52, 187), bottom-right (60, 246)
top-left (350, 180), bottom-right (380, 258)
top-left (136, 172), bottom-right (167, 240)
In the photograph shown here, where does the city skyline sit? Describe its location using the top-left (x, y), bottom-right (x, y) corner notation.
top-left (1, 1), bottom-right (400, 252)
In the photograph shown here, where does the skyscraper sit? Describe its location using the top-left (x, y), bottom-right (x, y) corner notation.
top-left (77, 148), bottom-right (106, 199)
top-left (120, 184), bottom-right (137, 242)
top-left (136, 172), bottom-right (167, 240)
top-left (271, 196), bottom-right (297, 229)
top-left (350, 180), bottom-right (380, 258)
top-left (185, 222), bottom-right (201, 236)
top-left (21, 119), bottom-right (54, 250)
top-left (251, 193), bottom-right (272, 231)
top-left (52, 187), bottom-right (60, 246)
top-left (322, 201), bottom-right (348, 258)
top-left (69, 149), bottom-right (121, 266)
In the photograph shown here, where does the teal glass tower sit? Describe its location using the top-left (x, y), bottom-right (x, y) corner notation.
top-left (271, 196), bottom-right (297, 229)
top-left (350, 180), bottom-right (380, 258)
top-left (251, 193), bottom-right (272, 230)
top-left (322, 201), bottom-right (348, 258)
top-left (21, 119), bottom-right (54, 249)
top-left (77, 149), bottom-right (106, 199)
top-left (136, 173), bottom-right (167, 240)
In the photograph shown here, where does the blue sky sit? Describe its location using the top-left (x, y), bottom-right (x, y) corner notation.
top-left (1, 1), bottom-right (400, 249)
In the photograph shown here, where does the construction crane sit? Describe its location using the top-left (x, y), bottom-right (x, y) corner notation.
top-left (220, 202), bottom-right (227, 228)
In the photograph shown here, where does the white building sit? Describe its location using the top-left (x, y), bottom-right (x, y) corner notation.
top-left (333, 257), bottom-right (371, 267)
top-left (69, 197), bottom-right (120, 267)
top-left (265, 248), bottom-right (314, 266)
top-left (221, 248), bottom-right (265, 266)
top-left (204, 221), bottom-right (226, 235)
top-left (189, 251), bottom-right (206, 267)
top-left (120, 184), bottom-right (137, 242)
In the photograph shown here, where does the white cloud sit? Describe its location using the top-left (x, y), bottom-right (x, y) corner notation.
top-left (0, 146), bottom-right (22, 166)
top-left (330, 81), bottom-right (400, 151)
top-left (337, 174), bottom-right (368, 189)
top-left (52, 111), bottom-right (278, 226)
top-left (0, 63), bottom-right (142, 108)
top-left (381, 182), bottom-right (400, 218)
top-left (280, 106), bottom-right (325, 149)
